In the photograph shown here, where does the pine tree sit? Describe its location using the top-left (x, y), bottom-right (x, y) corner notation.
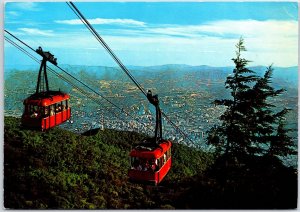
top-left (207, 38), bottom-right (258, 158)
top-left (268, 110), bottom-right (296, 157)
top-left (207, 38), bottom-right (296, 163)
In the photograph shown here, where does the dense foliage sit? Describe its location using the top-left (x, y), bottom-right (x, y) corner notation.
top-left (4, 116), bottom-right (297, 209)
top-left (207, 38), bottom-right (296, 160)
top-left (4, 39), bottom-right (297, 209)
top-left (4, 116), bottom-right (214, 209)
top-left (3, 40), bottom-right (298, 208)
top-left (201, 38), bottom-right (298, 209)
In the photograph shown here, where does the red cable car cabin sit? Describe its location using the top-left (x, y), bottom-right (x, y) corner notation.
top-left (128, 140), bottom-right (172, 185)
top-left (128, 90), bottom-right (172, 185)
top-left (21, 91), bottom-right (71, 131)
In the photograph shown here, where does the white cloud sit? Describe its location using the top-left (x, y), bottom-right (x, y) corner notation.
top-left (55, 18), bottom-right (145, 27)
top-left (13, 2), bottom-right (41, 11)
top-left (6, 11), bottom-right (19, 17)
top-left (10, 19), bottom-right (298, 67)
top-left (18, 28), bottom-right (54, 36)
top-left (144, 20), bottom-right (298, 40)
top-left (108, 19), bottom-right (298, 66)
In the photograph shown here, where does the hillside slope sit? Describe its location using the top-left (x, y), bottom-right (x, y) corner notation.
top-left (4, 116), bottom-right (213, 209)
top-left (4, 117), bottom-right (297, 209)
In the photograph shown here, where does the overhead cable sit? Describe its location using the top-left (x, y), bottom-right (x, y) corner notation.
top-left (4, 33), bottom-right (152, 133)
top-left (67, 1), bottom-right (196, 146)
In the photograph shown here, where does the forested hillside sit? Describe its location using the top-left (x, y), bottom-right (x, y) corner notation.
top-left (4, 116), bottom-right (213, 209)
top-left (4, 116), bottom-right (297, 209)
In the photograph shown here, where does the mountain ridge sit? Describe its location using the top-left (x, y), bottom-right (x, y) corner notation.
top-left (5, 64), bottom-right (298, 84)
top-left (5, 63), bottom-right (297, 72)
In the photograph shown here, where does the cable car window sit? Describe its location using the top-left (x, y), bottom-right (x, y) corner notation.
top-left (29, 105), bottom-right (39, 118)
top-left (50, 104), bottom-right (55, 116)
top-left (56, 102), bottom-right (62, 113)
top-left (140, 158), bottom-right (147, 171)
top-left (44, 106), bottom-right (50, 117)
top-left (131, 157), bottom-right (140, 169)
top-left (150, 159), bottom-right (158, 171)
top-left (163, 155), bottom-right (166, 164)
top-left (157, 158), bottom-right (162, 169)
top-left (66, 99), bottom-right (69, 109)
top-left (131, 157), bottom-right (157, 171)
top-left (38, 106), bottom-right (43, 118)
top-left (62, 100), bottom-right (67, 110)
top-left (144, 159), bottom-right (150, 171)
top-left (166, 149), bottom-right (171, 160)
top-left (140, 158), bottom-right (146, 171)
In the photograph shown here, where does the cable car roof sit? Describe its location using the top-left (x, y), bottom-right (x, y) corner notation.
top-left (23, 91), bottom-right (70, 107)
top-left (129, 140), bottom-right (171, 159)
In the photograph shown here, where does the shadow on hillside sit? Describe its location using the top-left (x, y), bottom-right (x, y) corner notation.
top-left (173, 154), bottom-right (298, 209)
top-left (82, 128), bottom-right (101, 136)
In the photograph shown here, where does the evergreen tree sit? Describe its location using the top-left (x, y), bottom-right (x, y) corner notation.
top-left (207, 38), bottom-right (296, 162)
top-left (246, 66), bottom-right (295, 157)
top-left (207, 38), bottom-right (258, 158)
top-left (268, 112), bottom-right (297, 157)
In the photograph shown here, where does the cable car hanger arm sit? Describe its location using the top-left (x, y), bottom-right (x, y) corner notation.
top-left (147, 90), bottom-right (162, 144)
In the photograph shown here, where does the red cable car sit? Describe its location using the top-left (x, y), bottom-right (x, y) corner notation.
top-left (128, 140), bottom-right (172, 185)
top-left (22, 91), bottom-right (71, 131)
top-left (128, 90), bottom-right (172, 185)
top-left (21, 47), bottom-right (71, 131)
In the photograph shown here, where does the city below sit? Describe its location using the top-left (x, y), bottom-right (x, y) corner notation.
top-left (4, 64), bottom-right (298, 153)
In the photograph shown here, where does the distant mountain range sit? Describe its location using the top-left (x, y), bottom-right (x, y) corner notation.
top-left (5, 64), bottom-right (298, 86)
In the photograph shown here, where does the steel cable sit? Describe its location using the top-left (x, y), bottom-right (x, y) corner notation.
top-left (67, 1), bottom-right (196, 146)
top-left (4, 34), bottom-right (152, 133)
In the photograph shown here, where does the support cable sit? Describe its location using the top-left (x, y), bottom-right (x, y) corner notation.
top-left (66, 1), bottom-right (147, 97)
top-left (67, 1), bottom-right (196, 146)
top-left (5, 29), bottom-right (36, 53)
top-left (4, 34), bottom-right (152, 133)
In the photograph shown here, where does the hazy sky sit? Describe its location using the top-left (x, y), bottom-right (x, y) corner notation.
top-left (4, 1), bottom-right (298, 67)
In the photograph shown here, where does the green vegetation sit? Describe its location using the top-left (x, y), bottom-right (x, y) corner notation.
top-left (4, 39), bottom-right (297, 209)
top-left (202, 38), bottom-right (297, 208)
top-left (4, 116), bottom-right (213, 209)
top-left (4, 116), bottom-right (297, 209)
top-left (207, 38), bottom-right (296, 159)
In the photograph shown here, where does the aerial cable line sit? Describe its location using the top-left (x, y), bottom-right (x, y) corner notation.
top-left (4, 35), bottom-right (121, 120)
top-left (5, 35), bottom-right (142, 131)
top-left (7, 33), bottom-right (194, 147)
top-left (161, 110), bottom-right (194, 146)
top-left (5, 30), bottom-right (36, 53)
top-left (66, 1), bottom-right (147, 97)
top-left (4, 30), bottom-right (152, 131)
top-left (66, 1), bottom-right (146, 96)
top-left (67, 1), bottom-right (196, 146)
top-left (4, 33), bottom-right (153, 133)
top-left (54, 63), bottom-right (153, 130)
top-left (5, 36), bottom-right (38, 63)
top-left (4, 29), bottom-right (126, 115)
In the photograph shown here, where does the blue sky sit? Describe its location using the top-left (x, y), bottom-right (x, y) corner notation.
top-left (4, 1), bottom-right (298, 67)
